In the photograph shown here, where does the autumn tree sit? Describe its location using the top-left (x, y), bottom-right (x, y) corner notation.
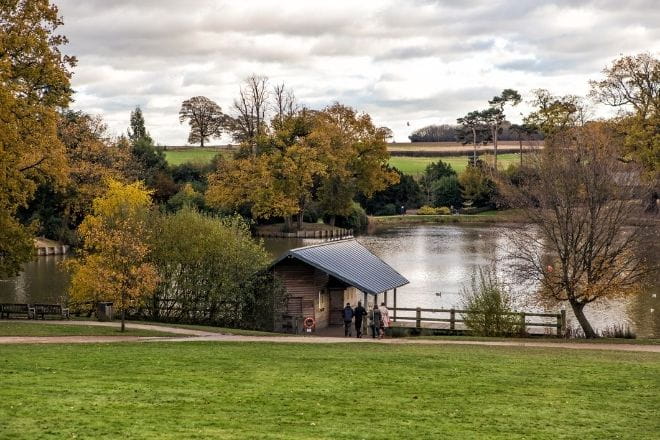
top-left (68, 179), bottom-right (159, 331)
top-left (524, 89), bottom-right (588, 144)
top-left (207, 110), bottom-right (325, 230)
top-left (589, 53), bottom-right (659, 210)
top-left (0, 0), bottom-right (75, 276)
top-left (315, 103), bottom-right (399, 225)
top-left (179, 96), bottom-right (225, 147)
top-left (501, 125), bottom-right (653, 338)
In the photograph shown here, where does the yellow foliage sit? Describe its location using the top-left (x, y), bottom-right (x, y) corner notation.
top-left (68, 179), bottom-right (159, 314)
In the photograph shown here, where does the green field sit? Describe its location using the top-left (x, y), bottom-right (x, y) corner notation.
top-left (0, 322), bottom-right (177, 337)
top-left (1, 342), bottom-right (657, 439)
top-left (389, 153), bottom-right (519, 175)
top-left (163, 148), bottom-right (233, 166)
top-left (162, 147), bottom-right (520, 176)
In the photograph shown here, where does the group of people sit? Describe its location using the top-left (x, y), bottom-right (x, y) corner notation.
top-left (341, 301), bottom-right (390, 339)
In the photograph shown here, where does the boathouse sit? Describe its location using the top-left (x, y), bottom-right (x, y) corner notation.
top-left (270, 239), bottom-right (409, 331)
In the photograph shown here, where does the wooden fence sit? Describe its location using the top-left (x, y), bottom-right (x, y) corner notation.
top-left (390, 307), bottom-right (566, 336)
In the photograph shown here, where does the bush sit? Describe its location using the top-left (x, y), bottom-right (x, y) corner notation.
top-left (417, 205), bottom-right (437, 215)
top-left (461, 267), bottom-right (524, 337)
top-left (431, 175), bottom-right (462, 208)
top-left (375, 203), bottom-right (397, 216)
top-left (417, 205), bottom-right (451, 215)
top-left (333, 202), bottom-right (368, 232)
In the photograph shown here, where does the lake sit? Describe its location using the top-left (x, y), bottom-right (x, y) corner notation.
top-left (2, 224), bottom-right (657, 337)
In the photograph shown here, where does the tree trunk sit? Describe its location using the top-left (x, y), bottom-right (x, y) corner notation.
top-left (121, 290), bottom-right (126, 332)
top-left (569, 300), bottom-right (597, 338)
top-left (493, 128), bottom-right (498, 170)
top-left (296, 211), bottom-right (304, 231)
top-left (472, 128), bottom-right (477, 164)
top-left (200, 137), bottom-right (204, 148)
top-left (284, 215), bottom-right (293, 232)
top-left (519, 137), bottom-right (523, 166)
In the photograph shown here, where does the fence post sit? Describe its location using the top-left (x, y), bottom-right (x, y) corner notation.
top-left (450, 308), bottom-right (455, 330)
top-left (416, 307), bottom-right (421, 328)
top-left (559, 309), bottom-right (566, 338)
top-left (519, 312), bottom-right (526, 333)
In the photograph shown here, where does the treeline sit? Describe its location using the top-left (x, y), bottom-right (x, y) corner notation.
top-left (409, 122), bottom-right (543, 143)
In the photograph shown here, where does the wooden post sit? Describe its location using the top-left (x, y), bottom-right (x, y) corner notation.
top-left (384, 290), bottom-right (388, 307)
top-left (416, 307), bottom-right (421, 328)
top-left (450, 308), bottom-right (455, 330)
top-left (393, 288), bottom-right (397, 322)
top-left (559, 309), bottom-right (566, 338)
top-left (520, 312), bottom-right (526, 333)
top-left (363, 291), bottom-right (368, 337)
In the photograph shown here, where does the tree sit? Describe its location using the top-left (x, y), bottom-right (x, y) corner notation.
top-left (315, 103), bottom-right (399, 225)
top-left (487, 89), bottom-right (521, 170)
top-left (149, 208), bottom-right (281, 329)
top-left (458, 164), bottom-right (495, 208)
top-left (501, 125), bottom-right (653, 338)
top-left (419, 160), bottom-right (457, 205)
top-left (589, 53), bottom-right (659, 208)
top-left (179, 96), bottom-right (224, 147)
top-left (127, 106), bottom-right (152, 143)
top-left (524, 89), bottom-right (587, 143)
top-left (228, 75), bottom-right (270, 152)
top-left (0, 0), bottom-right (75, 276)
top-left (457, 111), bottom-right (489, 163)
top-left (68, 179), bottom-right (159, 331)
top-left (509, 123), bottom-right (537, 166)
top-left (589, 53), bottom-right (658, 120)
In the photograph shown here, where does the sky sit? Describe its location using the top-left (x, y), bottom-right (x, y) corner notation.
top-left (57, 0), bottom-right (660, 145)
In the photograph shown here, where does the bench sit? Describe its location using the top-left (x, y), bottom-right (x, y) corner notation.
top-left (33, 304), bottom-right (70, 320)
top-left (0, 303), bottom-right (35, 319)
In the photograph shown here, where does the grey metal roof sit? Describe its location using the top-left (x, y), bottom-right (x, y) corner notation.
top-left (271, 239), bottom-right (409, 295)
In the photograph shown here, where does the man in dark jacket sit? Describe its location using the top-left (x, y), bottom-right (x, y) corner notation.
top-left (342, 303), bottom-right (354, 337)
top-left (353, 301), bottom-right (367, 338)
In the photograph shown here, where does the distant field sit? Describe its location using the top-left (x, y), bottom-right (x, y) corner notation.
top-left (389, 153), bottom-right (519, 175)
top-left (163, 147), bottom-right (520, 175)
top-left (388, 141), bottom-right (533, 152)
top-left (163, 147), bottom-right (234, 166)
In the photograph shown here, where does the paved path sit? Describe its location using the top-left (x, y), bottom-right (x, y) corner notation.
top-left (1, 320), bottom-right (658, 353)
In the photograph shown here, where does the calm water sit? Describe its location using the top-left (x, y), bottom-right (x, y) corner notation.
top-left (2, 225), bottom-right (657, 337)
top-left (263, 224), bottom-right (659, 338)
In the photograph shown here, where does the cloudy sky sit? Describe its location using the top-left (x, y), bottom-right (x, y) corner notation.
top-left (57, 0), bottom-right (659, 144)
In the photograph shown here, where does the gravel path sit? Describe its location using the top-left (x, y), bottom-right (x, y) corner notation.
top-left (1, 320), bottom-right (658, 353)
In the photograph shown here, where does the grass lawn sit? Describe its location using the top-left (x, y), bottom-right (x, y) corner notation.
top-left (0, 321), bottom-right (177, 337)
top-left (370, 209), bottom-right (525, 226)
top-left (389, 153), bottom-right (519, 176)
top-left (163, 147), bottom-right (234, 166)
top-left (1, 342), bottom-right (657, 439)
top-left (127, 321), bottom-right (289, 337)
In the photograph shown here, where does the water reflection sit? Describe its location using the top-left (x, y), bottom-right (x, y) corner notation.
top-left (265, 224), bottom-right (658, 338)
top-left (1, 225), bottom-right (656, 337)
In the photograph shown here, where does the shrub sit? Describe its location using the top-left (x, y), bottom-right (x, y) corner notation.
top-left (333, 202), bottom-right (369, 232)
top-left (601, 324), bottom-right (636, 339)
top-left (461, 267), bottom-right (524, 337)
top-left (375, 203), bottom-right (397, 216)
top-left (417, 205), bottom-right (437, 215)
top-left (417, 205), bottom-right (451, 215)
top-left (431, 175), bottom-right (462, 208)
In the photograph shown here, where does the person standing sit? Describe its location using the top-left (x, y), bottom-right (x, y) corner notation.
top-left (342, 302), bottom-right (354, 337)
top-left (369, 304), bottom-right (381, 339)
top-left (379, 302), bottom-right (390, 338)
top-left (353, 301), bottom-right (367, 338)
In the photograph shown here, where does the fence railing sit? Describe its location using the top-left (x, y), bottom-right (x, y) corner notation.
top-left (390, 307), bottom-right (566, 336)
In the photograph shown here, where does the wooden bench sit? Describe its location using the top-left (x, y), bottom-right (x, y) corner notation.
top-left (0, 303), bottom-right (35, 319)
top-left (33, 304), bottom-right (70, 320)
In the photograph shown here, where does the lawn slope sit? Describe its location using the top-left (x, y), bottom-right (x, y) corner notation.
top-left (1, 342), bottom-right (657, 439)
